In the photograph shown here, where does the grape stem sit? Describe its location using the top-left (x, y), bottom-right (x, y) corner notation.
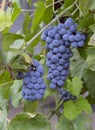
top-left (23, 2), bottom-right (75, 50)
top-left (1, 0), bottom-right (6, 10)
top-left (74, 1), bottom-right (84, 17)
top-left (48, 99), bottom-right (64, 119)
top-left (46, 0), bottom-right (64, 8)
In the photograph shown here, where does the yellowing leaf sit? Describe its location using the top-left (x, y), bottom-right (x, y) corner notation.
top-left (0, 10), bottom-right (12, 32)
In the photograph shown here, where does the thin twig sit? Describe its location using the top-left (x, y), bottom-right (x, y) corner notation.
top-left (74, 1), bottom-right (84, 17)
top-left (1, 0), bottom-right (6, 10)
top-left (23, 3), bottom-right (74, 50)
top-left (71, 7), bottom-right (78, 16)
top-left (48, 99), bottom-right (64, 119)
top-left (46, 0), bottom-right (64, 8)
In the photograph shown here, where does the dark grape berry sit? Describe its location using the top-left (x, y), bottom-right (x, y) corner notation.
top-left (16, 72), bottom-right (25, 79)
top-left (22, 59), bottom-right (46, 101)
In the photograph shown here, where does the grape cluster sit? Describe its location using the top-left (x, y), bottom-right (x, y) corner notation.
top-left (41, 17), bottom-right (85, 101)
top-left (22, 59), bottom-right (46, 101)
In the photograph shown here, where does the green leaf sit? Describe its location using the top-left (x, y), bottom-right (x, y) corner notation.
top-left (31, 1), bottom-right (53, 32)
top-left (31, 1), bottom-right (46, 31)
top-left (83, 70), bottom-right (95, 99)
top-left (86, 47), bottom-right (95, 71)
top-left (26, 35), bottom-right (41, 52)
top-left (79, 0), bottom-right (91, 15)
top-left (0, 96), bottom-right (8, 130)
top-left (10, 0), bottom-right (21, 7)
top-left (23, 13), bottom-right (32, 36)
top-left (64, 100), bottom-right (80, 120)
top-left (88, 34), bottom-right (95, 46)
top-left (46, 0), bottom-right (52, 5)
top-left (9, 48), bottom-right (31, 64)
top-left (8, 113), bottom-right (51, 130)
top-left (63, 97), bottom-right (92, 120)
top-left (64, 0), bottom-right (75, 8)
top-left (66, 77), bottom-right (83, 96)
top-left (2, 33), bottom-right (23, 51)
top-left (72, 77), bottom-right (83, 96)
top-left (0, 71), bottom-right (13, 99)
top-left (78, 12), bottom-right (95, 31)
top-left (11, 2), bottom-right (21, 22)
top-left (0, 71), bottom-right (13, 88)
top-left (10, 80), bottom-right (22, 107)
top-left (76, 97), bottom-right (92, 114)
top-left (57, 113), bottom-right (92, 130)
top-left (0, 10), bottom-right (12, 32)
top-left (23, 101), bottom-right (38, 113)
top-left (89, 24), bottom-right (95, 33)
top-left (89, 0), bottom-right (95, 11)
top-left (70, 49), bottom-right (87, 78)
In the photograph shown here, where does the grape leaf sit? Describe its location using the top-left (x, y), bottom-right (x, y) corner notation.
top-left (0, 10), bottom-right (12, 32)
top-left (0, 71), bottom-right (13, 88)
top-left (8, 113), bottom-right (51, 130)
top-left (0, 96), bottom-right (8, 130)
top-left (66, 77), bottom-right (83, 96)
top-left (83, 70), bottom-right (95, 99)
top-left (0, 71), bottom-right (13, 99)
top-left (63, 100), bottom-right (80, 120)
top-left (10, 80), bottom-right (22, 107)
top-left (31, 1), bottom-right (46, 32)
top-left (88, 34), bottom-right (95, 46)
top-left (23, 13), bottom-right (32, 36)
top-left (23, 101), bottom-right (38, 113)
top-left (78, 12), bottom-right (95, 32)
top-left (63, 97), bottom-right (92, 120)
top-left (2, 33), bottom-right (23, 52)
top-left (70, 49), bottom-right (87, 78)
top-left (56, 113), bottom-right (92, 130)
top-left (76, 97), bottom-right (92, 114)
top-left (31, 1), bottom-right (53, 32)
top-left (9, 48), bottom-right (31, 64)
top-left (64, 0), bottom-right (75, 8)
top-left (11, 2), bottom-right (21, 22)
top-left (89, 0), bottom-right (95, 11)
top-left (86, 47), bottom-right (95, 71)
top-left (79, 0), bottom-right (91, 15)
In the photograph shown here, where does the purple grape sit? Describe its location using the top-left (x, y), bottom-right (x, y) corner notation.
top-left (64, 18), bottom-right (74, 28)
top-left (77, 41), bottom-right (84, 47)
top-left (62, 34), bottom-right (69, 41)
top-left (71, 42), bottom-right (78, 48)
top-left (60, 28), bottom-right (67, 35)
top-left (70, 25), bottom-right (76, 32)
top-left (53, 70), bottom-right (59, 76)
top-left (51, 55), bottom-right (58, 63)
top-left (69, 35), bottom-right (75, 42)
top-left (57, 80), bottom-right (64, 86)
top-left (75, 34), bottom-right (82, 41)
top-left (59, 45), bottom-right (66, 53)
top-left (41, 34), bottom-right (46, 41)
top-left (50, 83), bottom-right (56, 89)
top-left (46, 37), bottom-right (53, 43)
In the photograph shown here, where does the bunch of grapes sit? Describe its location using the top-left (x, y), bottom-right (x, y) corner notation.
top-left (22, 59), bottom-right (46, 101)
top-left (41, 17), bottom-right (86, 101)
